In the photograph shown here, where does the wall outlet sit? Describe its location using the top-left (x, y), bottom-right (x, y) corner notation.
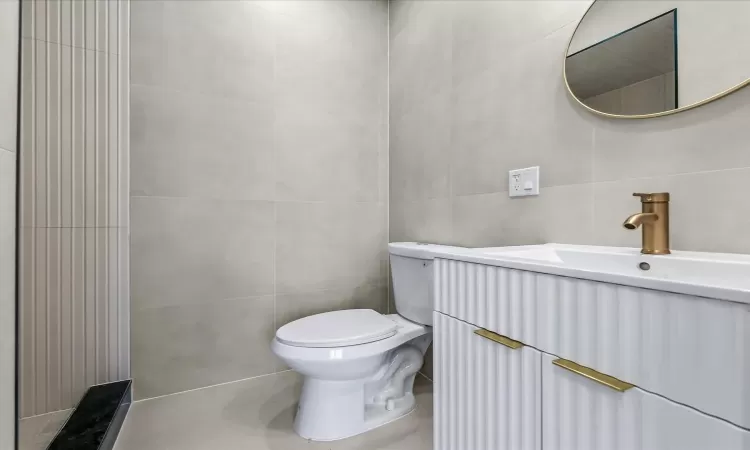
top-left (509, 166), bottom-right (539, 197)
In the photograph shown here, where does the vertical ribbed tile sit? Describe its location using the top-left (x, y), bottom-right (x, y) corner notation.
top-left (71, 45), bottom-right (85, 227)
top-left (33, 228), bottom-right (47, 414)
top-left (19, 0), bottom-right (130, 417)
top-left (60, 44), bottom-right (72, 228)
top-left (19, 228), bottom-right (34, 419)
top-left (33, 39), bottom-right (46, 227)
top-left (20, 38), bottom-right (34, 228)
top-left (117, 1), bottom-right (129, 229)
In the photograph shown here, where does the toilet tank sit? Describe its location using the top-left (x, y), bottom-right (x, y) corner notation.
top-left (389, 243), bottom-right (458, 326)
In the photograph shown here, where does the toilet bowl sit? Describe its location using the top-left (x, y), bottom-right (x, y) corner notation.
top-left (272, 311), bottom-right (431, 441)
top-left (271, 242), bottom-right (451, 441)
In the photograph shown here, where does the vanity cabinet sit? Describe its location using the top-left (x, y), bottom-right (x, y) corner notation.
top-left (435, 312), bottom-right (750, 450)
top-left (434, 258), bottom-right (750, 429)
top-left (433, 312), bottom-right (541, 450)
top-left (542, 352), bottom-right (750, 450)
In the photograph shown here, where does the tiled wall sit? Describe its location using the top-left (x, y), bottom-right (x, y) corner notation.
top-left (130, 1), bottom-right (389, 400)
top-left (0, 2), bottom-right (19, 446)
top-left (19, 0), bottom-right (130, 417)
top-left (390, 0), bottom-right (750, 377)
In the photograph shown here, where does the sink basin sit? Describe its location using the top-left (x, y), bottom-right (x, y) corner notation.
top-left (428, 244), bottom-right (750, 304)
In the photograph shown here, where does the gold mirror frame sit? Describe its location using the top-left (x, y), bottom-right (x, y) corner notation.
top-left (563, 1), bottom-right (750, 119)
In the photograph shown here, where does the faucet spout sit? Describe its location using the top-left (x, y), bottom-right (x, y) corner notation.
top-left (623, 193), bottom-right (670, 254)
top-left (622, 212), bottom-right (658, 230)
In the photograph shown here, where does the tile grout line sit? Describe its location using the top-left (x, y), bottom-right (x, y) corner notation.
top-left (133, 370), bottom-right (294, 405)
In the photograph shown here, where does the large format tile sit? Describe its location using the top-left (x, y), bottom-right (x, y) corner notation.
top-left (450, 0), bottom-right (588, 80)
top-left (592, 168), bottom-right (750, 254)
top-left (18, 409), bottom-right (72, 450)
top-left (275, 102), bottom-right (381, 203)
top-left (131, 197), bottom-right (275, 310)
top-left (592, 85), bottom-right (750, 182)
top-left (0, 0), bottom-right (18, 152)
top-left (275, 202), bottom-right (387, 294)
top-left (130, 0), bottom-right (275, 103)
top-left (0, 149), bottom-right (15, 306)
top-left (389, 198), bottom-right (452, 245)
top-left (114, 371), bottom-right (433, 450)
top-left (450, 183), bottom-right (595, 248)
top-left (0, 149), bottom-right (15, 444)
top-left (131, 295), bottom-right (276, 400)
top-left (272, 1), bottom-right (386, 203)
top-left (389, 98), bottom-right (451, 202)
top-left (389, 1), bottom-right (452, 121)
top-left (130, 85), bottom-right (275, 201)
top-left (451, 23), bottom-right (594, 196)
top-left (273, 1), bottom-right (386, 122)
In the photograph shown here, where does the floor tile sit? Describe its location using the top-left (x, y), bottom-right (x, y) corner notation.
top-left (18, 409), bottom-right (72, 450)
top-left (114, 371), bottom-right (433, 450)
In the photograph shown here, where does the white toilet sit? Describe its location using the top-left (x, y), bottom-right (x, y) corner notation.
top-left (271, 242), bottom-right (444, 441)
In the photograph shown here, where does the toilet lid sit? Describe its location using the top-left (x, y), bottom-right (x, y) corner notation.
top-left (276, 309), bottom-right (398, 348)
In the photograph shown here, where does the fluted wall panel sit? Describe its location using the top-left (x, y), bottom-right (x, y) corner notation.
top-left (434, 311), bottom-right (541, 450)
top-left (542, 353), bottom-right (750, 450)
top-left (434, 258), bottom-right (750, 430)
top-left (19, 0), bottom-right (130, 417)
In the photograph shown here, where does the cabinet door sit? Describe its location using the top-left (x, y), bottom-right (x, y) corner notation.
top-left (434, 312), bottom-right (541, 450)
top-left (542, 352), bottom-right (750, 450)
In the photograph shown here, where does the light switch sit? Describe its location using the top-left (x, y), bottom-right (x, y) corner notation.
top-left (509, 166), bottom-right (539, 197)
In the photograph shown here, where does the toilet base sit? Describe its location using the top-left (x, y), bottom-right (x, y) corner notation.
top-left (293, 377), bottom-right (417, 442)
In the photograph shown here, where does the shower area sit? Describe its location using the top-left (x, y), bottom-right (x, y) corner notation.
top-left (15, 1), bottom-right (395, 448)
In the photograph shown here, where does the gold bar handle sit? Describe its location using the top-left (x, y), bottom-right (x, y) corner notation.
top-left (552, 358), bottom-right (635, 393)
top-left (474, 329), bottom-right (524, 349)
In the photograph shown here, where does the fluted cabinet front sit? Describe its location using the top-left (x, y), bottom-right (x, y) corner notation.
top-left (434, 312), bottom-right (541, 450)
top-left (433, 258), bottom-right (750, 429)
top-left (542, 353), bottom-right (750, 450)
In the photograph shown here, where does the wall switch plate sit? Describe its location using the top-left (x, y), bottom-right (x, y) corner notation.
top-left (509, 166), bottom-right (540, 197)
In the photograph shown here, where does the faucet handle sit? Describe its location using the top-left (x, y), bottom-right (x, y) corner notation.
top-left (632, 192), bottom-right (670, 203)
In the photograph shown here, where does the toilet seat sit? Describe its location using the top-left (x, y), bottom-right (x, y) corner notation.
top-left (276, 309), bottom-right (398, 348)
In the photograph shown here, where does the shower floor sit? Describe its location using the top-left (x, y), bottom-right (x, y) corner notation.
top-left (113, 371), bottom-right (433, 450)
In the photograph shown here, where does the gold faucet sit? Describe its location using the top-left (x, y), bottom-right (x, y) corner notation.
top-left (623, 193), bottom-right (670, 255)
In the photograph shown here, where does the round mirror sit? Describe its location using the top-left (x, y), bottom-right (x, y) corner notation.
top-left (564, 1), bottom-right (750, 118)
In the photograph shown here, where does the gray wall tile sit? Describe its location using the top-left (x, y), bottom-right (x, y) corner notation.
top-left (592, 87), bottom-right (750, 182)
top-left (131, 295), bottom-right (276, 400)
top-left (130, 85), bottom-right (275, 201)
top-left (389, 198), bottom-right (452, 244)
top-left (593, 169), bottom-right (750, 254)
top-left (131, 197), bottom-right (275, 310)
top-left (275, 102), bottom-right (380, 202)
top-left (0, 148), bottom-right (16, 447)
top-left (275, 202), bottom-right (387, 294)
top-left (391, 0), bottom-right (750, 264)
top-left (130, 0), bottom-right (275, 103)
top-left (0, 1), bottom-right (18, 153)
top-left (130, 1), bottom-right (388, 400)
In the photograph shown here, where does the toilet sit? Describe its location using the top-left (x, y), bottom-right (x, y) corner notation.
top-left (271, 242), bottom-right (445, 441)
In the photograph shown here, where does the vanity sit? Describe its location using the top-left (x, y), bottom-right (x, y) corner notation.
top-left (427, 244), bottom-right (750, 450)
